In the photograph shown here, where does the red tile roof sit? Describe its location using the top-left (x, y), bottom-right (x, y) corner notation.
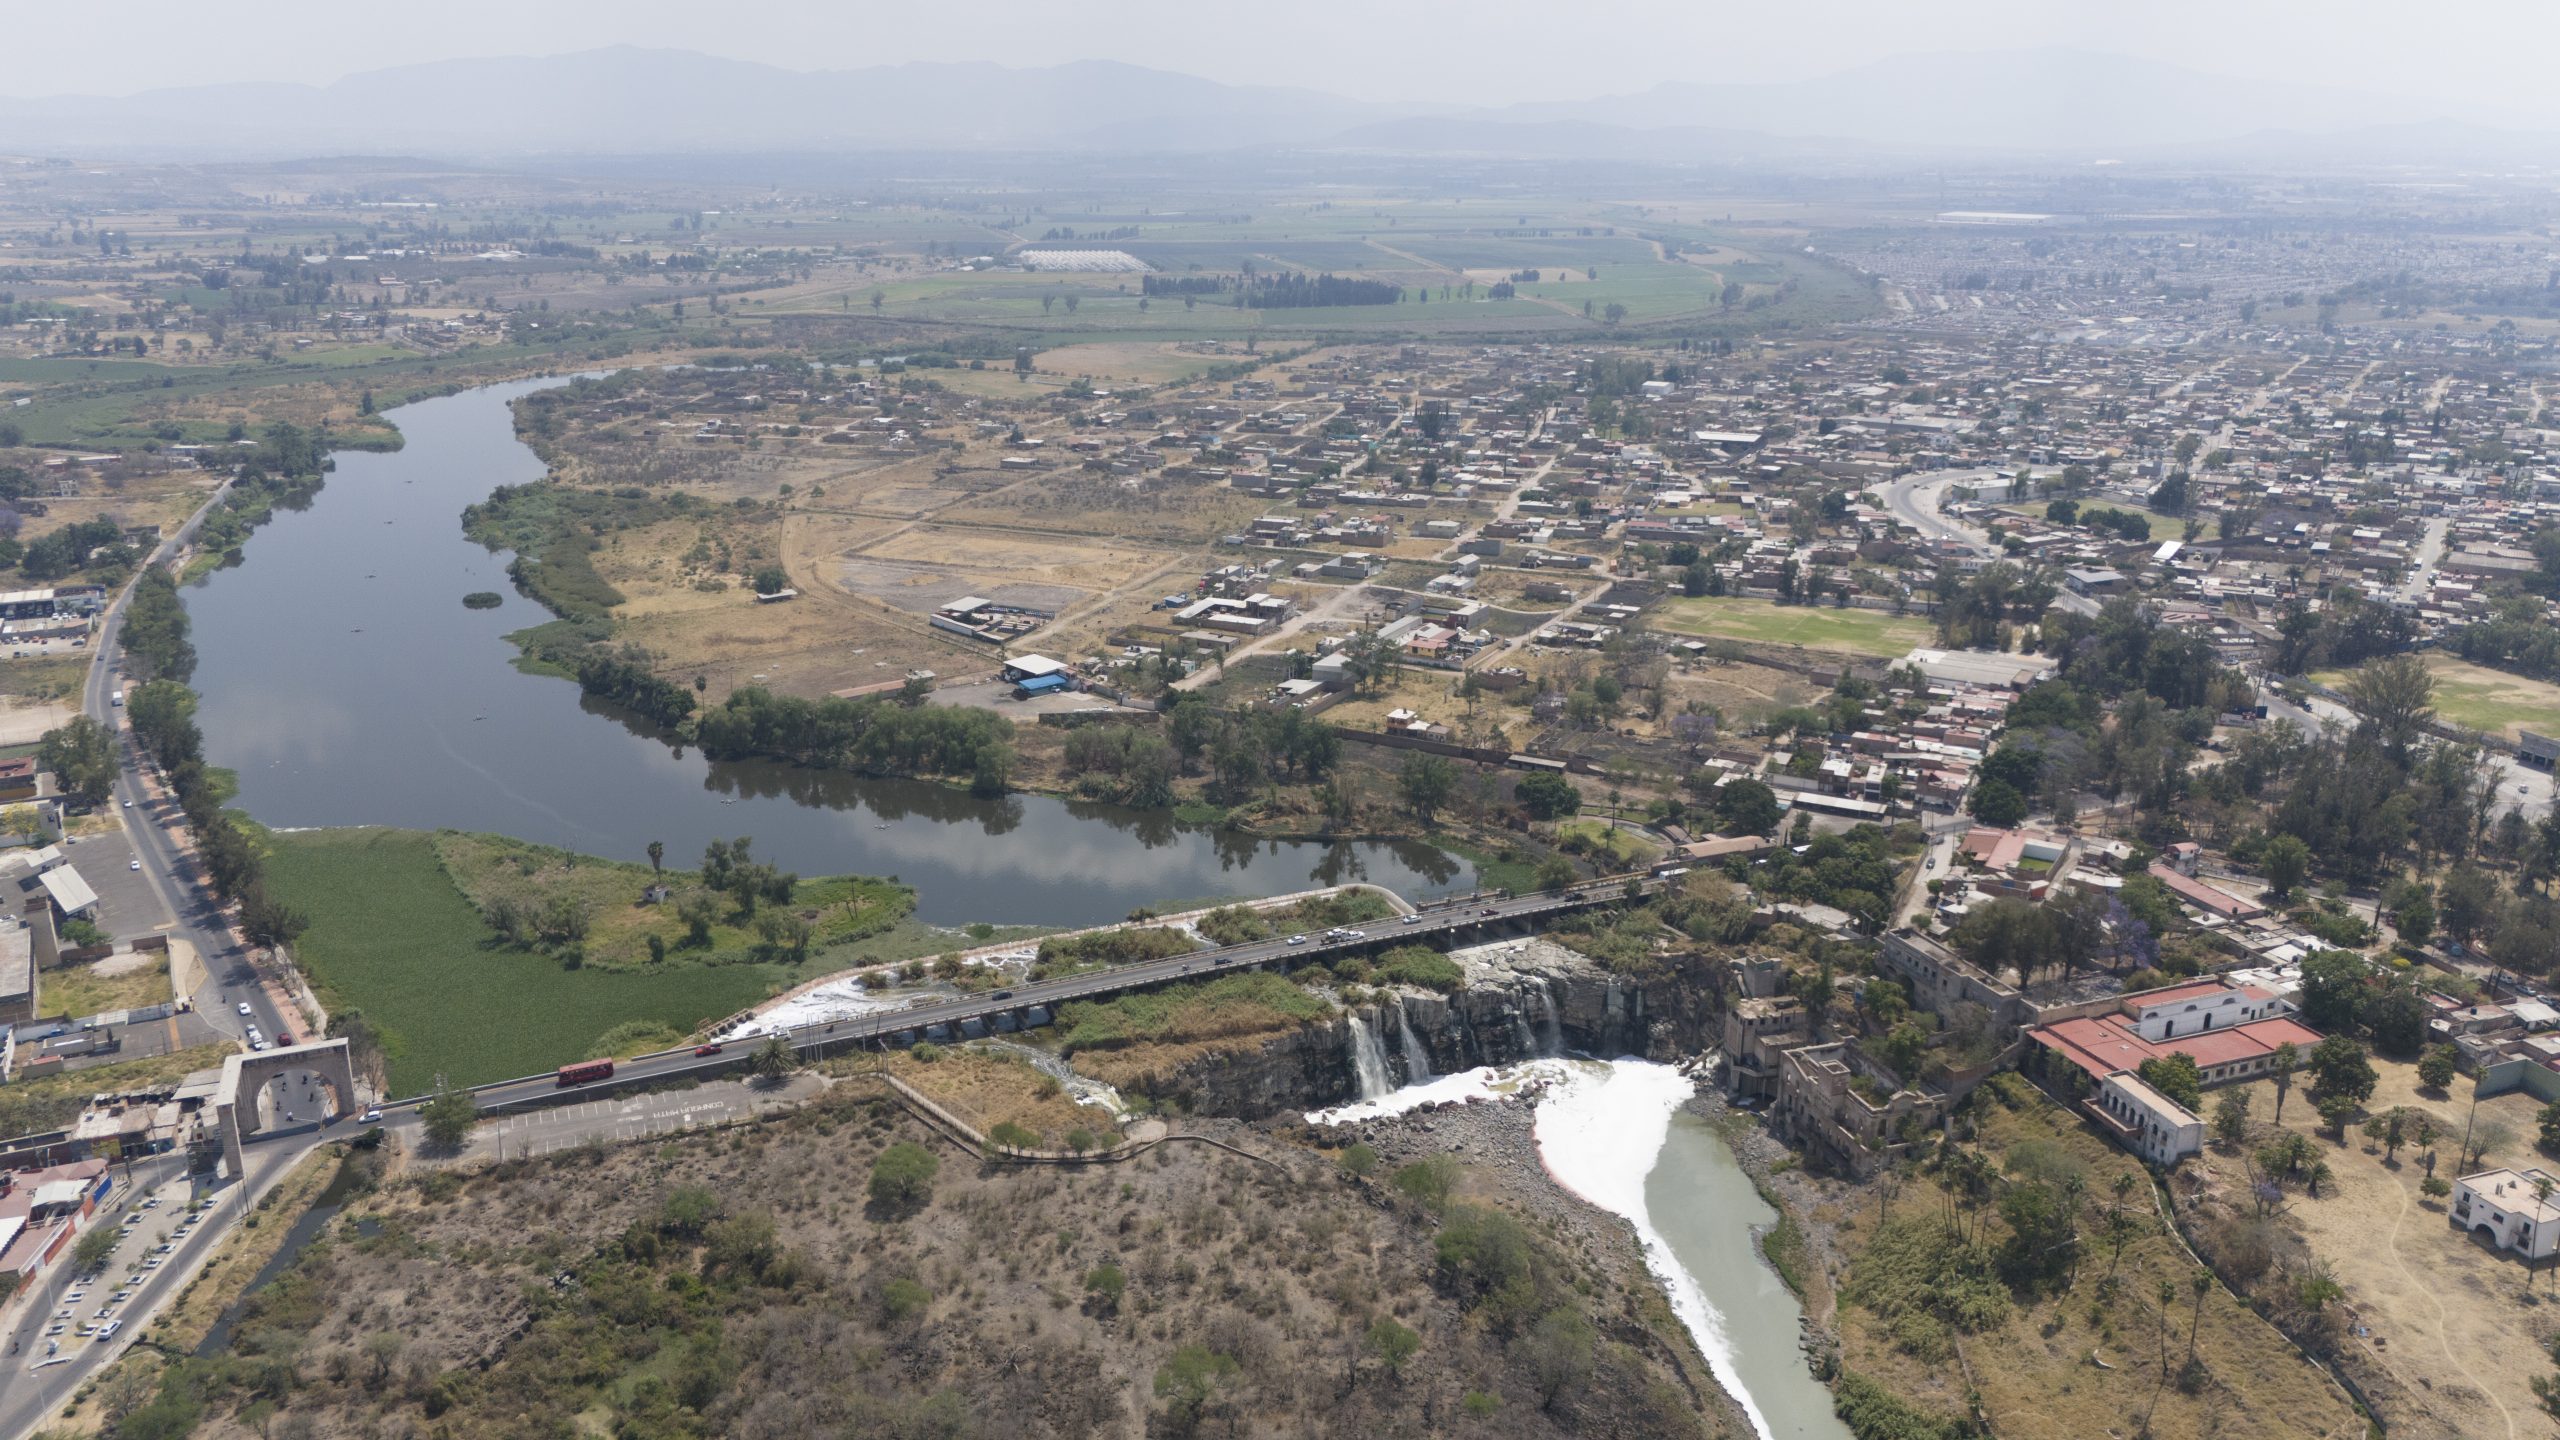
top-left (2032, 1013), bottom-right (2323, 1082)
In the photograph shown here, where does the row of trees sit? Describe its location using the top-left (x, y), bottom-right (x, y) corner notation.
top-left (691, 686), bottom-right (1014, 797)
top-left (1136, 272), bottom-right (1401, 307)
top-left (116, 616), bottom-right (307, 947)
top-left (121, 565), bottom-right (195, 684)
top-left (574, 647), bottom-right (696, 730)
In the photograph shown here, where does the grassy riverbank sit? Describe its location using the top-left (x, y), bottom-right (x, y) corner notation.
top-left (263, 827), bottom-right (963, 1094)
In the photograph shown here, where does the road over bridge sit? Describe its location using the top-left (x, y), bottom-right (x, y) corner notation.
top-left (433, 876), bottom-right (1665, 1115)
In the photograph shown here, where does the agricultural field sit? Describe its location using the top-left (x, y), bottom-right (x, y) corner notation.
top-left (1651, 596), bottom-right (1932, 657)
top-left (751, 212), bottom-right (1868, 340)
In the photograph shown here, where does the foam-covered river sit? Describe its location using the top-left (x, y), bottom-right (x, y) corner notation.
top-left (1318, 1059), bottom-right (1852, 1440)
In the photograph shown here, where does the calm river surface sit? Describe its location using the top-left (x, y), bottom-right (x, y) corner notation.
top-left (186, 378), bottom-right (1461, 925)
top-left (1647, 1111), bottom-right (1854, 1440)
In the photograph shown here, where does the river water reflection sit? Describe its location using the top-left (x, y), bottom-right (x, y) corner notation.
top-left (187, 378), bottom-right (1462, 925)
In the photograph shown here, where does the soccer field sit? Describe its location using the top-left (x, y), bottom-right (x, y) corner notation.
top-left (1653, 597), bottom-right (1933, 657)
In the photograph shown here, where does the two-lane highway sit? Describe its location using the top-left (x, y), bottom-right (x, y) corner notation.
top-left (443, 878), bottom-right (1657, 1112)
top-left (79, 477), bottom-right (294, 1052)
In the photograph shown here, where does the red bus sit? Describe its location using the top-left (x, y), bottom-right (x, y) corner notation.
top-left (555, 1059), bottom-right (615, 1087)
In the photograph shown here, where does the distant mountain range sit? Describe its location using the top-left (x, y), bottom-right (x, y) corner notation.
top-left (0, 45), bottom-right (2525, 164)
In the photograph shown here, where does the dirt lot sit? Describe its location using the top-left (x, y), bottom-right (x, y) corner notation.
top-left (842, 524), bottom-right (1161, 612)
top-left (2190, 1059), bottom-right (2559, 1440)
top-left (932, 469), bottom-right (1270, 546)
top-left (591, 515), bottom-right (984, 699)
top-left (1663, 654), bottom-right (1822, 726)
top-left (1323, 668), bottom-right (1532, 750)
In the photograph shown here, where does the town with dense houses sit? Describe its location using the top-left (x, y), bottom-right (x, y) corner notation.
top-left (0, 36), bottom-right (2558, 1440)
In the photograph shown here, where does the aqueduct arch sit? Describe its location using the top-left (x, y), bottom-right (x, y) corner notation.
top-left (213, 1038), bottom-right (358, 1177)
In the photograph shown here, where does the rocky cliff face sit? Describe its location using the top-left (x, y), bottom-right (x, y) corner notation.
top-left (1136, 939), bottom-right (1717, 1119)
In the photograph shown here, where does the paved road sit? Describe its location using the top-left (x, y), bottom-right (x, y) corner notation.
top-left (439, 879), bottom-right (1651, 1112)
top-left (79, 476), bottom-right (292, 1052)
top-left (2395, 517), bottom-right (2453, 606)
top-left (1877, 470), bottom-right (2101, 618)
top-left (0, 1140), bottom-right (302, 1439)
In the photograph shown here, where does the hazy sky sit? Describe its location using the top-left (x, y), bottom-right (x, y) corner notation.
top-left (7, 0), bottom-right (2553, 119)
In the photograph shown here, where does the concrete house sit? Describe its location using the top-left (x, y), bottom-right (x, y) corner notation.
top-left (2450, 1168), bottom-right (2560, 1262)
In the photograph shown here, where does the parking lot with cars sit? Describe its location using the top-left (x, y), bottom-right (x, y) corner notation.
top-left (7, 1168), bottom-right (220, 1372)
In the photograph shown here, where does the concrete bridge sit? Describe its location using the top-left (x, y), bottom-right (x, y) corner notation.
top-left (431, 876), bottom-right (1658, 1118)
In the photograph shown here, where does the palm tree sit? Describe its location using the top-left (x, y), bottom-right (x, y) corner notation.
top-left (2185, 1270), bottom-right (2212, 1369)
top-left (2269, 1042), bottom-right (2299, 1123)
top-left (2139, 1275), bottom-right (2178, 1436)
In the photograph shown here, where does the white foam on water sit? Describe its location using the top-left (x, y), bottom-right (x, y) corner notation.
top-left (727, 977), bottom-right (910, 1037)
top-left (1533, 1059), bottom-right (1775, 1440)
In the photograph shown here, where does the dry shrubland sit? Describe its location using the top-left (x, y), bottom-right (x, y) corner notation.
top-left (122, 1086), bottom-right (1725, 1440)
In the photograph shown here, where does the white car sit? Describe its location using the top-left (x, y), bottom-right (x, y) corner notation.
top-left (245, 1027), bottom-right (263, 1046)
top-left (96, 1320), bottom-right (121, 1340)
top-left (1401, 913), bottom-right (1422, 925)
top-left (360, 1107), bottom-right (382, 1124)
top-left (129, 859), bottom-right (140, 871)
top-left (236, 1002), bottom-right (253, 1017)
top-left (1286, 934), bottom-right (1307, 946)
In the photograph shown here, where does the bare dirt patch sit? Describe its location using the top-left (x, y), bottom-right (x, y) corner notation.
top-left (2190, 1060), bottom-right (2557, 1440)
top-left (837, 553), bottom-right (1086, 615)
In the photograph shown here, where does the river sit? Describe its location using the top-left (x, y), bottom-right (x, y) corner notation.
top-left (184, 378), bottom-right (1462, 925)
top-left (1314, 1060), bottom-right (1852, 1440)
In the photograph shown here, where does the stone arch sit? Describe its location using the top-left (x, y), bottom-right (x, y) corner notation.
top-left (212, 1039), bottom-right (359, 1179)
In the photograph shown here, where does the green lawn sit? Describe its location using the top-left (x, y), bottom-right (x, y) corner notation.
top-left (1652, 597), bottom-right (1932, 657)
top-left (264, 827), bottom-right (790, 1095)
top-left (2314, 654), bottom-right (2560, 741)
top-left (1554, 819), bottom-right (1660, 869)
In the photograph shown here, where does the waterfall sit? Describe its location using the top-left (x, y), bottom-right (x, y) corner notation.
top-left (1348, 1013), bottom-right (1393, 1101)
top-left (1396, 1007), bottom-right (1434, 1084)
top-left (1536, 979), bottom-right (1564, 1058)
